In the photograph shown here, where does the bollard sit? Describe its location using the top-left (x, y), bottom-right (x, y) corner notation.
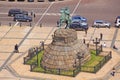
top-left (110, 51), bottom-right (112, 58)
top-left (100, 33), bottom-right (103, 40)
top-left (87, 43), bottom-right (89, 48)
top-left (9, 23), bottom-right (11, 27)
top-left (30, 23), bottom-right (32, 27)
top-left (40, 23), bottom-right (42, 27)
top-left (19, 23), bottom-right (22, 27)
top-left (23, 57), bottom-right (26, 64)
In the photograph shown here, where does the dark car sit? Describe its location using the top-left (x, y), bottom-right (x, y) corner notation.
top-left (69, 21), bottom-right (88, 31)
top-left (14, 14), bottom-right (32, 22)
top-left (69, 15), bottom-right (88, 30)
top-left (8, 9), bottom-right (28, 16)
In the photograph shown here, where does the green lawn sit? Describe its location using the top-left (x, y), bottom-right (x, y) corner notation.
top-left (26, 50), bottom-right (106, 76)
top-left (81, 50), bottom-right (104, 72)
top-left (83, 50), bottom-right (104, 66)
top-left (26, 50), bottom-right (44, 65)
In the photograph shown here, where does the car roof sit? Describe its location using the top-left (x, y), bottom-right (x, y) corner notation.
top-left (72, 15), bottom-right (87, 21)
top-left (72, 15), bottom-right (85, 19)
top-left (10, 9), bottom-right (21, 11)
top-left (94, 20), bottom-right (105, 22)
top-left (15, 14), bottom-right (25, 16)
top-left (117, 16), bottom-right (120, 19)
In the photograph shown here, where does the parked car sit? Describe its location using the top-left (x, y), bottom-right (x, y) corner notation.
top-left (38, 0), bottom-right (44, 2)
top-left (13, 14), bottom-right (32, 22)
top-left (69, 15), bottom-right (88, 31)
top-left (71, 15), bottom-right (87, 22)
top-left (115, 16), bottom-right (120, 28)
top-left (92, 20), bottom-right (111, 28)
top-left (8, 9), bottom-right (28, 16)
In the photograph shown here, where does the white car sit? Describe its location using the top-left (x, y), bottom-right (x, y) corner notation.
top-left (115, 16), bottom-right (120, 27)
top-left (92, 20), bottom-right (111, 28)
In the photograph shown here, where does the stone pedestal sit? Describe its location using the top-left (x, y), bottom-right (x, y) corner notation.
top-left (41, 29), bottom-right (91, 70)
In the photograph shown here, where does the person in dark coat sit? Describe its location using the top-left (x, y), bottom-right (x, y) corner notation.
top-left (14, 44), bottom-right (19, 53)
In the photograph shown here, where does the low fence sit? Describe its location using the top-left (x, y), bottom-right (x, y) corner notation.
top-left (30, 51), bottom-right (112, 77)
top-left (30, 63), bottom-right (80, 77)
top-left (23, 42), bottom-right (44, 64)
top-left (27, 42), bottom-right (111, 77)
top-left (81, 51), bottom-right (112, 73)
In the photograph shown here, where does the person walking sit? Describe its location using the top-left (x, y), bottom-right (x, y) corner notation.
top-left (85, 29), bottom-right (87, 35)
top-left (57, 21), bottom-right (59, 27)
top-left (14, 44), bottom-right (19, 53)
top-left (111, 68), bottom-right (116, 76)
top-left (103, 42), bottom-right (106, 48)
top-left (113, 45), bottom-right (118, 50)
top-left (33, 13), bottom-right (36, 18)
top-left (83, 38), bottom-right (86, 44)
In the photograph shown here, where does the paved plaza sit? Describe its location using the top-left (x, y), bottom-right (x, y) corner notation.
top-left (0, 25), bottom-right (120, 80)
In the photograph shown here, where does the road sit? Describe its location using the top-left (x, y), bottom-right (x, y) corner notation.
top-left (0, 0), bottom-right (120, 26)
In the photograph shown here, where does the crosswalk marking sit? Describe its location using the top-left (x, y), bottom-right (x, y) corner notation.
top-left (0, 12), bottom-right (76, 16)
top-left (39, 13), bottom-right (61, 16)
top-left (37, 13), bottom-right (76, 16)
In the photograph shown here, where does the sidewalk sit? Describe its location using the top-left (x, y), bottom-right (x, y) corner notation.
top-left (0, 26), bottom-right (120, 80)
top-left (9, 47), bottom-right (120, 80)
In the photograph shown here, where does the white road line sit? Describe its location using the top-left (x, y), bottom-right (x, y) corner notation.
top-left (71, 0), bottom-right (82, 16)
top-left (0, 12), bottom-right (7, 14)
top-left (14, 22), bottom-right (19, 26)
top-left (35, 2), bottom-right (54, 26)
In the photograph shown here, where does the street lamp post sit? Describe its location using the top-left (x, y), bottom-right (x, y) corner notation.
top-left (31, 10), bottom-right (35, 27)
top-left (36, 47), bottom-right (39, 67)
top-left (93, 38), bottom-right (101, 56)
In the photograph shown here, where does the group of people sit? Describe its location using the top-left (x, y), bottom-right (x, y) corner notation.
top-left (99, 33), bottom-right (118, 50)
top-left (102, 42), bottom-right (118, 50)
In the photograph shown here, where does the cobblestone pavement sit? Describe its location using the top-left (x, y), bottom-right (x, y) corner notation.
top-left (0, 25), bottom-right (120, 80)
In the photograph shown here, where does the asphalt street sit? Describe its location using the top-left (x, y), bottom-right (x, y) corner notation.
top-left (0, 0), bottom-right (120, 27)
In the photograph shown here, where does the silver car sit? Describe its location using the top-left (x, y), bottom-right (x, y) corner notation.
top-left (92, 20), bottom-right (111, 28)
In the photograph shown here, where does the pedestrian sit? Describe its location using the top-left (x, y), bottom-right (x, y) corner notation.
top-left (113, 45), bottom-right (118, 50)
top-left (33, 13), bottom-right (36, 18)
top-left (83, 38), bottom-right (86, 44)
top-left (111, 68), bottom-right (116, 76)
top-left (40, 41), bottom-right (44, 50)
top-left (14, 44), bottom-right (19, 53)
top-left (85, 29), bottom-right (87, 35)
top-left (100, 33), bottom-right (103, 40)
top-left (87, 43), bottom-right (89, 48)
top-left (65, 20), bottom-right (68, 29)
top-left (103, 42), bottom-right (106, 48)
top-left (57, 21), bottom-right (59, 27)
top-left (31, 11), bottom-right (33, 16)
top-left (36, 47), bottom-right (38, 54)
